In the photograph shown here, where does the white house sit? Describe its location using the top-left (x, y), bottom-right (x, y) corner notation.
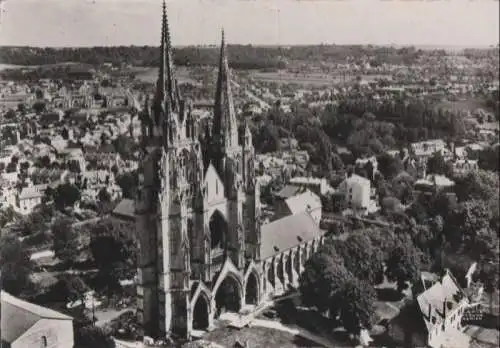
top-left (411, 139), bottom-right (449, 159)
top-left (16, 185), bottom-right (45, 215)
top-left (452, 159), bottom-right (478, 176)
top-left (337, 173), bottom-right (371, 211)
top-left (416, 270), bottom-right (481, 348)
top-left (1, 291), bottom-right (74, 348)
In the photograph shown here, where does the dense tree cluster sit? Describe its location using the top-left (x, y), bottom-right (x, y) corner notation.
top-left (0, 45), bottom-right (430, 71)
top-left (0, 234), bottom-right (35, 296)
top-left (299, 230), bottom-right (422, 335)
top-left (251, 95), bottom-right (469, 177)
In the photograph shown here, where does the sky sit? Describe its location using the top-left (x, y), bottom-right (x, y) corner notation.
top-left (0, 0), bottom-right (498, 47)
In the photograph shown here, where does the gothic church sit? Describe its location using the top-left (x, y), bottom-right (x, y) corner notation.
top-left (136, 1), bottom-right (326, 340)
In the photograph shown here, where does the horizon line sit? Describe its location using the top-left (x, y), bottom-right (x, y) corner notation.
top-left (1, 43), bottom-right (498, 50)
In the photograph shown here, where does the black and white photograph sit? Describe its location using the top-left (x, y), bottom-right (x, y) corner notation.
top-left (0, 0), bottom-right (499, 347)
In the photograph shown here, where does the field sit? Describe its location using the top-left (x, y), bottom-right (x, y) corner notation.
top-left (182, 326), bottom-right (321, 348)
top-left (249, 71), bottom-right (392, 86)
top-left (133, 67), bottom-right (199, 85)
top-left (435, 97), bottom-right (492, 113)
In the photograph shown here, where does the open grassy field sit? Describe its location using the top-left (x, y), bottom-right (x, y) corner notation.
top-left (435, 98), bottom-right (492, 113)
top-left (249, 71), bottom-right (391, 86)
top-left (183, 326), bottom-right (321, 348)
top-left (133, 67), bottom-right (198, 85)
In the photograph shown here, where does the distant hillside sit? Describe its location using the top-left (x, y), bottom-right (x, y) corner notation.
top-left (0, 44), bottom-right (440, 69)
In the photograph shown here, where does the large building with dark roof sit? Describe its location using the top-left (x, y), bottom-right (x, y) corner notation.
top-left (135, 1), bottom-right (326, 341)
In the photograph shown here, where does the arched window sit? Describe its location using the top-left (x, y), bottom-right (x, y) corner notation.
top-left (41, 336), bottom-right (48, 348)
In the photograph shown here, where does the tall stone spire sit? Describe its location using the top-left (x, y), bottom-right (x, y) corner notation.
top-left (154, 1), bottom-right (177, 127)
top-left (212, 29), bottom-right (238, 173)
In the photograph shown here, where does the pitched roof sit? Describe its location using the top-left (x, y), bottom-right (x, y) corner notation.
top-left (1, 291), bottom-right (72, 343)
top-left (260, 212), bottom-right (324, 260)
top-left (112, 198), bottom-right (135, 220)
top-left (416, 271), bottom-right (467, 331)
top-left (285, 190), bottom-right (322, 216)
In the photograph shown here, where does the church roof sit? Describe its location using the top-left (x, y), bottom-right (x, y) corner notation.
top-left (260, 212), bottom-right (324, 260)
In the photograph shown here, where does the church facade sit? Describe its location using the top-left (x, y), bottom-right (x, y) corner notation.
top-left (136, 2), bottom-right (326, 340)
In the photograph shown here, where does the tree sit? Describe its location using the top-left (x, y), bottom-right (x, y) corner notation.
top-left (75, 326), bottom-right (115, 348)
top-left (454, 170), bottom-right (499, 203)
top-left (381, 196), bottom-right (403, 215)
top-left (116, 171), bottom-right (138, 200)
top-left (113, 135), bottom-right (136, 160)
top-left (32, 101), bottom-right (46, 114)
top-left (89, 219), bottom-right (136, 283)
top-left (386, 239), bottom-right (421, 292)
top-left (52, 218), bottom-right (79, 265)
top-left (53, 183), bottom-right (81, 211)
top-left (332, 233), bottom-right (385, 285)
top-left (426, 152), bottom-right (447, 175)
top-left (336, 277), bottom-right (377, 335)
top-left (61, 128), bottom-right (69, 140)
top-left (447, 199), bottom-right (491, 250)
top-left (377, 153), bottom-right (403, 179)
top-left (0, 234), bottom-right (34, 296)
top-left (299, 251), bottom-right (350, 313)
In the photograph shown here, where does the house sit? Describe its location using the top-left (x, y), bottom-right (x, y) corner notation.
top-left (416, 270), bottom-right (479, 348)
top-left (414, 174), bottom-right (455, 195)
top-left (336, 173), bottom-right (371, 212)
top-left (1, 290), bottom-right (74, 348)
top-left (410, 139), bottom-right (449, 159)
top-left (16, 185), bottom-right (45, 214)
top-left (288, 176), bottom-right (333, 196)
top-left (273, 187), bottom-right (322, 225)
top-left (452, 159), bottom-right (478, 176)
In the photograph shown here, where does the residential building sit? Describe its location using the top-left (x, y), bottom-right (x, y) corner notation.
top-left (452, 159), bottom-right (478, 176)
top-left (414, 174), bottom-right (455, 195)
top-left (16, 185), bottom-right (45, 214)
top-left (416, 270), bottom-right (481, 348)
top-left (1, 291), bottom-right (74, 348)
top-left (410, 139), bottom-right (449, 159)
top-left (337, 173), bottom-right (371, 211)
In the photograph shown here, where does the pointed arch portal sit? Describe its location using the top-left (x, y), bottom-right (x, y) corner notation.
top-left (215, 275), bottom-right (241, 316)
top-left (245, 271), bottom-right (259, 305)
top-left (210, 210), bottom-right (228, 251)
top-left (192, 295), bottom-right (210, 330)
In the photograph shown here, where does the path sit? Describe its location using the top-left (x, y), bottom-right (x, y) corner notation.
top-left (464, 326), bottom-right (500, 346)
top-left (30, 249), bottom-right (54, 261)
top-left (216, 291), bottom-right (346, 348)
top-left (95, 308), bottom-right (131, 327)
top-left (250, 319), bottom-right (342, 348)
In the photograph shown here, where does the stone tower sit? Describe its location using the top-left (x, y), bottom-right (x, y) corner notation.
top-left (136, 2), bottom-right (262, 341)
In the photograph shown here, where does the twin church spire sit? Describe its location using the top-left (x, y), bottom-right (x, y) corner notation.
top-left (148, 0), bottom-right (237, 153)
